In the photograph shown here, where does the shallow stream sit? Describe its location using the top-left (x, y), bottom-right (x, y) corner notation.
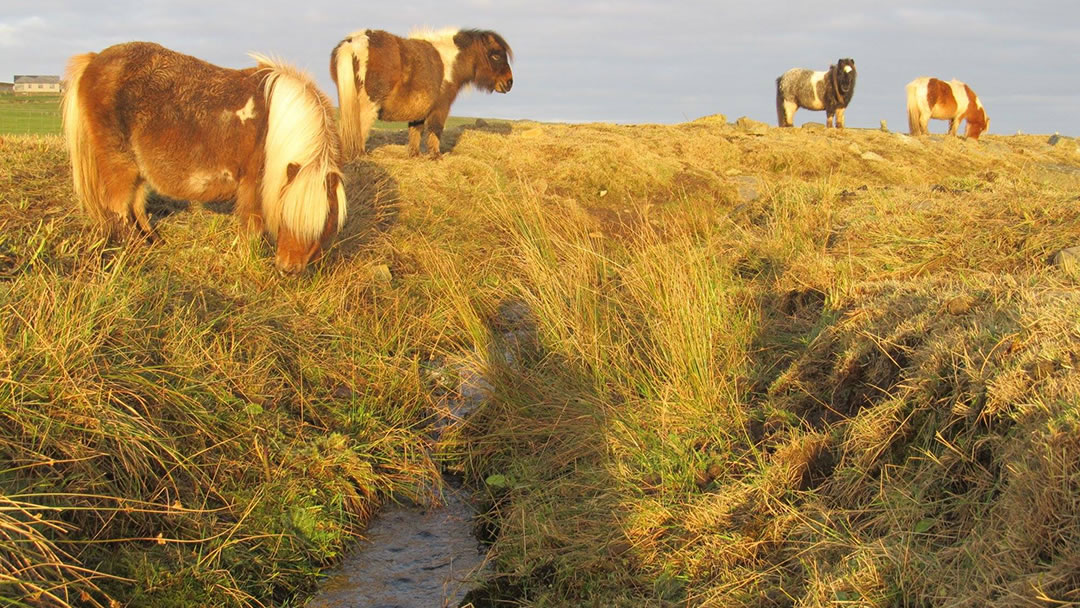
top-left (307, 300), bottom-right (534, 608)
top-left (305, 478), bottom-right (488, 608)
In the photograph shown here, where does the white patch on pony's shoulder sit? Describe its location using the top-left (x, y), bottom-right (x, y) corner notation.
top-left (235, 97), bottom-right (256, 123)
top-left (808, 71), bottom-right (827, 110)
top-left (408, 27), bottom-right (460, 83)
top-left (946, 80), bottom-right (971, 115)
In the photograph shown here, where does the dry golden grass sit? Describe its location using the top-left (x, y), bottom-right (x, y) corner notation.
top-left (1, 118), bottom-right (1079, 606)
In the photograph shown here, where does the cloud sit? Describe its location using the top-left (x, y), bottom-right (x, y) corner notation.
top-left (0, 2), bottom-right (1078, 134)
top-left (0, 16), bottom-right (45, 48)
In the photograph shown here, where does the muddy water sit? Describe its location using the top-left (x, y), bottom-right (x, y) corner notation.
top-left (305, 480), bottom-right (488, 608)
top-left (307, 301), bottom-right (536, 608)
top-left (307, 358), bottom-right (495, 608)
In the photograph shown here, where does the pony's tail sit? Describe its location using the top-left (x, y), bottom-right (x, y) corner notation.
top-left (254, 55), bottom-right (346, 245)
top-left (905, 81), bottom-right (922, 136)
top-left (62, 53), bottom-right (109, 226)
top-left (331, 36), bottom-right (367, 159)
top-left (776, 76), bottom-right (786, 127)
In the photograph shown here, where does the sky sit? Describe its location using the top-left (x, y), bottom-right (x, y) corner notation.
top-left (2, 1), bottom-right (1078, 135)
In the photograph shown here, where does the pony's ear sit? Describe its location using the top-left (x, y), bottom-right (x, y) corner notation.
top-left (453, 30), bottom-right (476, 49)
top-left (325, 171), bottom-right (340, 196)
top-left (286, 162), bottom-right (301, 185)
top-left (487, 32), bottom-right (513, 61)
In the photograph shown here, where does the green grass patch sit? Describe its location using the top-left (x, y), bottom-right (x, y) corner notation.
top-left (0, 93), bottom-right (62, 135)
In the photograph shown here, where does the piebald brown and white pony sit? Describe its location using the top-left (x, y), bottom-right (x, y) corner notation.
top-left (906, 77), bottom-right (989, 140)
top-left (62, 42), bottom-right (347, 274)
top-left (776, 58), bottom-right (857, 128)
top-left (330, 28), bottom-right (513, 159)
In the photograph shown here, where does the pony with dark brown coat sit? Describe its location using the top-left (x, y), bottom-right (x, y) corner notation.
top-left (776, 58), bottom-right (857, 128)
top-left (906, 77), bottom-right (989, 140)
top-left (330, 28), bottom-right (513, 159)
top-left (62, 42), bottom-right (347, 274)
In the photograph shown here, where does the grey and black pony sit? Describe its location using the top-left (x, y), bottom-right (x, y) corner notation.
top-left (776, 58), bottom-right (857, 128)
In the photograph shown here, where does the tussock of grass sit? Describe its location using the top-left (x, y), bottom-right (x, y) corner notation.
top-left (2, 118), bottom-right (1079, 606)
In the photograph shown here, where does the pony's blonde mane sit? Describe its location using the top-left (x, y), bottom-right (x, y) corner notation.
top-left (251, 53), bottom-right (346, 244)
top-left (408, 27), bottom-right (461, 83)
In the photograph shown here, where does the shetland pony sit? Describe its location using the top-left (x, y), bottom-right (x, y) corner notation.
top-left (331, 28), bottom-right (513, 159)
top-left (906, 77), bottom-right (989, 140)
top-left (62, 42), bottom-right (347, 274)
top-left (776, 58), bottom-right (857, 128)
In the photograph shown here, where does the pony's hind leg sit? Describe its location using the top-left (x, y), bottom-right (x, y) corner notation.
top-left (948, 117), bottom-right (960, 136)
top-left (131, 181), bottom-right (158, 243)
top-left (780, 100), bottom-right (797, 127)
top-left (407, 121), bottom-right (423, 157)
top-left (94, 152), bottom-right (145, 240)
top-left (356, 106), bottom-right (376, 156)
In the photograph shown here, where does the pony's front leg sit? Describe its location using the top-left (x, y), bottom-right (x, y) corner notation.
top-left (826, 111), bottom-right (835, 128)
top-left (234, 176), bottom-right (263, 236)
top-left (407, 121), bottom-right (424, 157)
top-left (424, 108), bottom-right (450, 159)
top-left (835, 107), bottom-right (846, 129)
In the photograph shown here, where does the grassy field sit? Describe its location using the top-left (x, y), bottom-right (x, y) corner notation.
top-left (0, 94), bottom-right (63, 135)
top-left (0, 92), bottom-right (483, 136)
top-left (1, 118), bottom-right (1079, 607)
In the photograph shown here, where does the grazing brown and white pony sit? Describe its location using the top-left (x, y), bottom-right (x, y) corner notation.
top-left (906, 77), bottom-right (989, 140)
top-left (330, 28), bottom-right (513, 159)
top-left (776, 58), bottom-right (857, 128)
top-left (62, 42), bottom-right (347, 274)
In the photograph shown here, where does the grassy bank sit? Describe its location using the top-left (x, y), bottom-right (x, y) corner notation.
top-left (1, 118), bottom-right (1078, 606)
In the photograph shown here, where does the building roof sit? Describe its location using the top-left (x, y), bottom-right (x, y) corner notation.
top-left (14, 75), bottom-right (60, 84)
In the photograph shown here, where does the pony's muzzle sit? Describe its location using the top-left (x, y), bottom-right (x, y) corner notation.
top-left (274, 254), bottom-right (311, 276)
top-left (497, 78), bottom-right (513, 93)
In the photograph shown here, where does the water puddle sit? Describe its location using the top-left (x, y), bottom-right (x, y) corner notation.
top-left (307, 300), bottom-right (536, 608)
top-left (306, 478), bottom-right (488, 608)
top-left (307, 360), bottom-right (494, 608)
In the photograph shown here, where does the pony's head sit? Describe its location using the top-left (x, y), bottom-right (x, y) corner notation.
top-left (252, 54), bottom-right (348, 274)
top-left (455, 29), bottom-right (514, 93)
top-left (966, 107), bottom-right (989, 140)
top-left (962, 83), bottom-right (989, 140)
top-left (275, 169), bottom-right (346, 274)
top-left (835, 58), bottom-right (857, 94)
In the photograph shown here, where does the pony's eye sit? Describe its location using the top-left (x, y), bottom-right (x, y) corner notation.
top-left (490, 53), bottom-right (501, 61)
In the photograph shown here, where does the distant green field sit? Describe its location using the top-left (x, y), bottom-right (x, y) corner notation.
top-left (0, 93), bottom-right (486, 137)
top-left (372, 115), bottom-right (481, 131)
top-left (0, 93), bottom-right (62, 135)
